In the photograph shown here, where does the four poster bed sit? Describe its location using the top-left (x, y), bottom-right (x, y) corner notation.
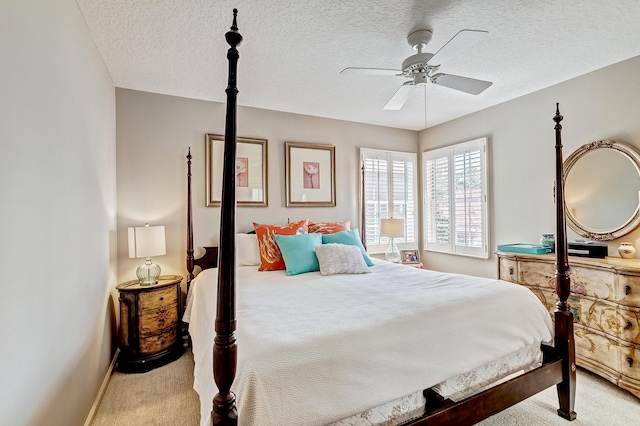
top-left (184, 10), bottom-right (577, 426)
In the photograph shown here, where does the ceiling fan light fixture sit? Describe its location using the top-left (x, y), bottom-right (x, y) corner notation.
top-left (413, 72), bottom-right (428, 86)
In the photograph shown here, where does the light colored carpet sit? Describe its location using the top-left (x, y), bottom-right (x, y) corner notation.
top-left (92, 350), bottom-right (640, 426)
top-left (91, 351), bottom-right (199, 426)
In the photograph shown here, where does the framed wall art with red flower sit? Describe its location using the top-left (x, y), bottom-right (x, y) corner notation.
top-left (285, 141), bottom-right (336, 207)
top-left (206, 133), bottom-right (268, 207)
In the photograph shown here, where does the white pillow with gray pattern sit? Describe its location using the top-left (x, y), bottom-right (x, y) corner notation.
top-left (314, 243), bottom-right (372, 276)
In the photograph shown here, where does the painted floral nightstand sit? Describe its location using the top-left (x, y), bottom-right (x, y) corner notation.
top-left (116, 275), bottom-right (184, 373)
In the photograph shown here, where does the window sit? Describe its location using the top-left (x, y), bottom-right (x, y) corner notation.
top-left (423, 137), bottom-right (489, 258)
top-left (361, 148), bottom-right (417, 253)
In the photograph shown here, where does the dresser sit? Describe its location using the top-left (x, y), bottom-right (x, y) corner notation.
top-left (117, 275), bottom-right (185, 373)
top-left (497, 252), bottom-right (640, 398)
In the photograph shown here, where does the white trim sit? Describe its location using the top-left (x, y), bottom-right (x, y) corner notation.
top-left (83, 348), bottom-right (120, 426)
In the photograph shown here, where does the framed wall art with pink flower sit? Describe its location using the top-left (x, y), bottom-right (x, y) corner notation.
top-left (285, 141), bottom-right (335, 207)
top-left (205, 133), bottom-right (268, 207)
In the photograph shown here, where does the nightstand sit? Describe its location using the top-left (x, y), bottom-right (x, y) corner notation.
top-left (116, 275), bottom-right (185, 373)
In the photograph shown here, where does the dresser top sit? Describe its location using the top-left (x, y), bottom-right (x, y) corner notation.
top-left (496, 251), bottom-right (640, 273)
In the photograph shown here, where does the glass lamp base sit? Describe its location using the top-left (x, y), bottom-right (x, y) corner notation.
top-left (385, 239), bottom-right (401, 263)
top-left (137, 258), bottom-right (161, 285)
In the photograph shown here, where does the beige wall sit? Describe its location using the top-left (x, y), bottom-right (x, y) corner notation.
top-left (419, 55), bottom-right (640, 278)
top-left (0, 1), bottom-right (116, 425)
top-left (115, 89), bottom-right (418, 282)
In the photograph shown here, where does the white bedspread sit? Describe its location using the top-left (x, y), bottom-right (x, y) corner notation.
top-left (185, 259), bottom-right (553, 426)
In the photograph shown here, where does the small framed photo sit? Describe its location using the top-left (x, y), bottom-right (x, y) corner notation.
top-left (401, 250), bottom-right (420, 264)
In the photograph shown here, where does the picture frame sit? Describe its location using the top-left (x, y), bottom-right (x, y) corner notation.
top-left (401, 249), bottom-right (420, 264)
top-left (285, 141), bottom-right (336, 207)
top-left (206, 134), bottom-right (268, 207)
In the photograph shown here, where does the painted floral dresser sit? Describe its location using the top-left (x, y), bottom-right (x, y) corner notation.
top-left (497, 251), bottom-right (640, 398)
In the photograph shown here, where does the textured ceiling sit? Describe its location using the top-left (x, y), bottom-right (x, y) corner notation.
top-left (76, 0), bottom-right (640, 131)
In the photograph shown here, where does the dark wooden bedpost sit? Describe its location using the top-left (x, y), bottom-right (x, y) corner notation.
top-left (212, 9), bottom-right (242, 426)
top-left (553, 103), bottom-right (577, 420)
top-left (186, 148), bottom-right (195, 290)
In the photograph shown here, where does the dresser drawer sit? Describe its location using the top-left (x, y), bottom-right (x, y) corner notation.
top-left (574, 324), bottom-right (620, 374)
top-left (570, 265), bottom-right (615, 301)
top-left (518, 259), bottom-right (555, 288)
top-left (498, 257), bottom-right (518, 283)
top-left (618, 341), bottom-right (640, 382)
top-left (138, 286), bottom-right (178, 311)
top-left (139, 302), bottom-right (178, 335)
top-left (139, 327), bottom-right (177, 355)
top-left (616, 274), bottom-right (640, 306)
top-left (619, 305), bottom-right (640, 344)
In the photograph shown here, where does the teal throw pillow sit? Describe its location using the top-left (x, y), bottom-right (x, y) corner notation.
top-left (321, 228), bottom-right (373, 266)
top-left (274, 233), bottom-right (322, 276)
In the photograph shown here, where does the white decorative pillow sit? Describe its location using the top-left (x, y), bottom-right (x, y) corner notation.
top-left (314, 243), bottom-right (372, 276)
top-left (236, 233), bottom-right (260, 266)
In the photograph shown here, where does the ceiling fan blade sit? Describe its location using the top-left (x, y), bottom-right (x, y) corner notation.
top-left (432, 73), bottom-right (492, 95)
top-left (427, 30), bottom-right (488, 65)
top-left (383, 82), bottom-right (417, 110)
top-left (340, 67), bottom-right (401, 76)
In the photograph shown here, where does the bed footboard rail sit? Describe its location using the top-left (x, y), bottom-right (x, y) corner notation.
top-left (415, 357), bottom-right (563, 426)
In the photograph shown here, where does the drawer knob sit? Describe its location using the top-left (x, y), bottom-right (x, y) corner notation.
top-left (627, 357), bottom-right (634, 367)
top-left (161, 340), bottom-right (166, 345)
top-left (159, 297), bottom-right (164, 301)
top-left (625, 285), bottom-right (631, 295)
top-left (158, 318), bottom-right (165, 323)
top-left (625, 321), bottom-right (633, 330)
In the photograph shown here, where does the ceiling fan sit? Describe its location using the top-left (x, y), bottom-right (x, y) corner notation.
top-left (341, 29), bottom-right (493, 110)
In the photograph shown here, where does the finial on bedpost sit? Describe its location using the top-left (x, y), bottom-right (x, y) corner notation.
top-left (553, 102), bottom-right (563, 130)
top-left (225, 8), bottom-right (243, 48)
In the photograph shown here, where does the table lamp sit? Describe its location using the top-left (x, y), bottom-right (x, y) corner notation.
top-left (128, 223), bottom-right (166, 284)
top-left (380, 218), bottom-right (404, 263)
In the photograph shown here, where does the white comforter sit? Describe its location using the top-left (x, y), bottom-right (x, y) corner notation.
top-left (185, 259), bottom-right (553, 426)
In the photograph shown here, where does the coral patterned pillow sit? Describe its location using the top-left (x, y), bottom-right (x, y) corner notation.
top-left (308, 220), bottom-right (350, 234)
top-left (253, 219), bottom-right (309, 271)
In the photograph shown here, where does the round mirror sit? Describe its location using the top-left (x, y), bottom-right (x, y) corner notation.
top-left (563, 140), bottom-right (640, 241)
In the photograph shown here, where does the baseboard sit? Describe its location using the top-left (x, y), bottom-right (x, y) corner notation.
top-left (84, 348), bottom-right (120, 426)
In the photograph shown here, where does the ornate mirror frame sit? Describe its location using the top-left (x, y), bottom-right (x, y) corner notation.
top-left (563, 140), bottom-right (640, 241)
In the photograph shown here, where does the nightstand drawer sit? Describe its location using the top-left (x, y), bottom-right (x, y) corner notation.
top-left (139, 303), bottom-right (178, 335)
top-left (138, 286), bottom-right (178, 311)
top-left (139, 327), bottom-right (177, 355)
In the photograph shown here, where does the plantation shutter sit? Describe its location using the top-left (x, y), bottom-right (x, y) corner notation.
top-left (361, 148), bottom-right (417, 253)
top-left (423, 138), bottom-right (489, 258)
top-left (424, 154), bottom-right (450, 248)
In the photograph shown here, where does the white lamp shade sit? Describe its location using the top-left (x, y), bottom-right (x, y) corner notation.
top-left (380, 218), bottom-right (404, 238)
top-left (128, 225), bottom-right (166, 258)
